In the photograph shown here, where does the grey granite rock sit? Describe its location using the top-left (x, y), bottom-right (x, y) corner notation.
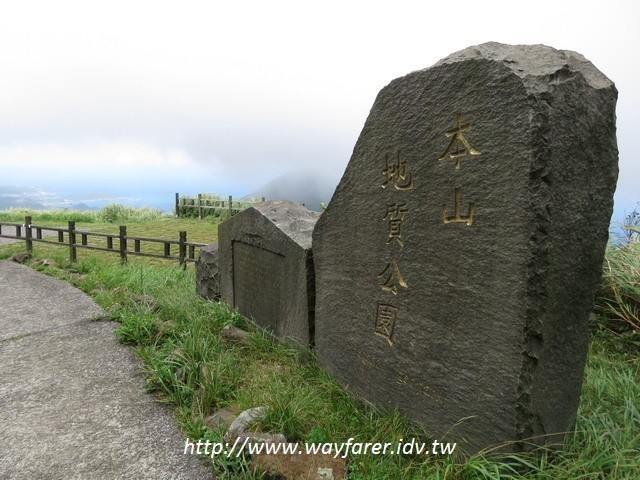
top-left (225, 406), bottom-right (268, 440)
top-left (312, 42), bottom-right (618, 455)
top-left (218, 200), bottom-right (320, 348)
top-left (196, 243), bottom-right (221, 301)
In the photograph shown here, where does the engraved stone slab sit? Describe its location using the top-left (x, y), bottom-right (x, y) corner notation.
top-left (312, 42), bottom-right (619, 455)
top-left (232, 241), bottom-right (284, 331)
top-left (219, 200), bottom-right (320, 347)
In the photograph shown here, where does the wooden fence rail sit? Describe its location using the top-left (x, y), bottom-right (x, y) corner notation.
top-left (175, 193), bottom-right (266, 219)
top-left (0, 216), bottom-right (208, 266)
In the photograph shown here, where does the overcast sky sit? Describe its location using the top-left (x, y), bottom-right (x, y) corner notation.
top-left (0, 0), bottom-right (638, 220)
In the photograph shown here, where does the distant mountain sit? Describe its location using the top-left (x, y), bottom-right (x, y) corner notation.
top-left (243, 168), bottom-right (341, 212)
top-left (0, 196), bottom-right (46, 209)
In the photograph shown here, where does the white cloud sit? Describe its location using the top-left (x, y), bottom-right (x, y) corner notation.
top-left (0, 0), bottom-right (637, 211)
top-left (0, 141), bottom-right (228, 196)
top-left (0, 142), bottom-right (193, 169)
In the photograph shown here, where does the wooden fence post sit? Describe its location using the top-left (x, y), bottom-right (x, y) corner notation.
top-left (175, 193), bottom-right (180, 217)
top-left (179, 231), bottom-right (187, 268)
top-left (119, 225), bottom-right (127, 264)
top-left (198, 193), bottom-right (203, 220)
top-left (68, 221), bottom-right (77, 263)
top-left (25, 216), bottom-right (33, 254)
top-left (228, 195), bottom-right (232, 215)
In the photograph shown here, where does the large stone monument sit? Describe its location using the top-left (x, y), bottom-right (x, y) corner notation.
top-left (312, 43), bottom-right (618, 455)
top-left (219, 200), bottom-right (320, 348)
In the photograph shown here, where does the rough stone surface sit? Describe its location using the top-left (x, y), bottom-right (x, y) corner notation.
top-left (236, 432), bottom-right (287, 446)
top-left (10, 252), bottom-right (31, 263)
top-left (0, 260), bottom-right (213, 479)
top-left (252, 444), bottom-right (347, 480)
top-left (221, 323), bottom-right (251, 342)
top-left (225, 406), bottom-right (268, 440)
top-left (205, 407), bottom-right (237, 431)
top-left (219, 200), bottom-right (320, 348)
top-left (312, 42), bottom-right (618, 455)
top-left (196, 243), bottom-right (221, 301)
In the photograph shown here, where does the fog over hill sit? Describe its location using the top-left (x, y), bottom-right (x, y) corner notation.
top-left (243, 168), bottom-right (341, 212)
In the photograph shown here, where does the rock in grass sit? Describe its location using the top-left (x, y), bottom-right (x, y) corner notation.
top-left (236, 432), bottom-right (287, 446)
top-left (221, 323), bottom-right (251, 342)
top-left (195, 244), bottom-right (221, 301)
top-left (205, 407), bottom-right (237, 431)
top-left (32, 258), bottom-right (57, 268)
top-left (130, 294), bottom-right (160, 312)
top-left (10, 252), bottom-right (31, 263)
top-left (252, 445), bottom-right (348, 480)
top-left (225, 406), bottom-right (268, 440)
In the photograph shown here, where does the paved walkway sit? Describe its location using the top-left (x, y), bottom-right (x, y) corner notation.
top-left (0, 260), bottom-right (213, 479)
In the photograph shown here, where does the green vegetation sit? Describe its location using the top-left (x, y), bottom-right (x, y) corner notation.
top-left (177, 194), bottom-right (263, 220)
top-left (1, 208), bottom-right (638, 479)
top-left (0, 205), bottom-right (218, 265)
top-left (597, 241), bottom-right (640, 333)
top-left (595, 205), bottom-right (640, 334)
top-left (0, 203), bottom-right (168, 224)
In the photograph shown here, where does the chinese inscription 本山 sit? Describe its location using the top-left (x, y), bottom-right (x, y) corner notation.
top-left (440, 114), bottom-right (480, 226)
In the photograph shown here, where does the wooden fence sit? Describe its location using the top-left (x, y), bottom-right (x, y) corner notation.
top-left (0, 216), bottom-right (208, 266)
top-left (175, 193), bottom-right (265, 219)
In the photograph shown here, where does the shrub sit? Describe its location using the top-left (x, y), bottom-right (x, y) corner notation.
top-left (98, 204), bottom-right (167, 223)
top-left (596, 241), bottom-right (640, 333)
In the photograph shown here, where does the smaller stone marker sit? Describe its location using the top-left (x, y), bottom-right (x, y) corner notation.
top-left (312, 42), bottom-right (619, 455)
top-left (196, 244), bottom-right (221, 301)
top-left (218, 200), bottom-right (320, 348)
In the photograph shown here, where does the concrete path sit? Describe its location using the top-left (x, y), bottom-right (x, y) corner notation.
top-left (0, 261), bottom-right (214, 479)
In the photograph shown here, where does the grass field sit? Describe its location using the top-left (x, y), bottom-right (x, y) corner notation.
top-left (0, 207), bottom-right (218, 265)
top-left (1, 206), bottom-right (638, 479)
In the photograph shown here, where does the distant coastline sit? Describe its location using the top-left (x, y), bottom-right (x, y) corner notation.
top-left (0, 185), bottom-right (174, 212)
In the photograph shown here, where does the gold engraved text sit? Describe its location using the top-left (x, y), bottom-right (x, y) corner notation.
top-left (375, 303), bottom-right (398, 346)
top-left (382, 152), bottom-right (414, 190)
top-left (442, 188), bottom-right (475, 226)
top-left (378, 257), bottom-right (409, 294)
top-left (384, 203), bottom-right (409, 247)
top-left (438, 114), bottom-right (481, 169)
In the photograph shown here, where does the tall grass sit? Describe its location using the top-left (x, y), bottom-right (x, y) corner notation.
top-left (0, 204), bottom-right (169, 223)
top-left (596, 241), bottom-right (640, 333)
top-left (0, 207), bottom-right (99, 223)
top-left (177, 193), bottom-right (263, 220)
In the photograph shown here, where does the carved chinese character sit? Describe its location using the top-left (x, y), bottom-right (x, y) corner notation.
top-left (438, 114), bottom-right (481, 169)
top-left (442, 188), bottom-right (475, 226)
top-left (378, 257), bottom-right (408, 294)
top-left (382, 152), bottom-right (413, 190)
top-left (384, 203), bottom-right (409, 247)
top-left (375, 303), bottom-right (398, 345)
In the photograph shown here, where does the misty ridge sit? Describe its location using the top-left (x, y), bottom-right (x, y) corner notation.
top-left (243, 168), bottom-right (341, 212)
